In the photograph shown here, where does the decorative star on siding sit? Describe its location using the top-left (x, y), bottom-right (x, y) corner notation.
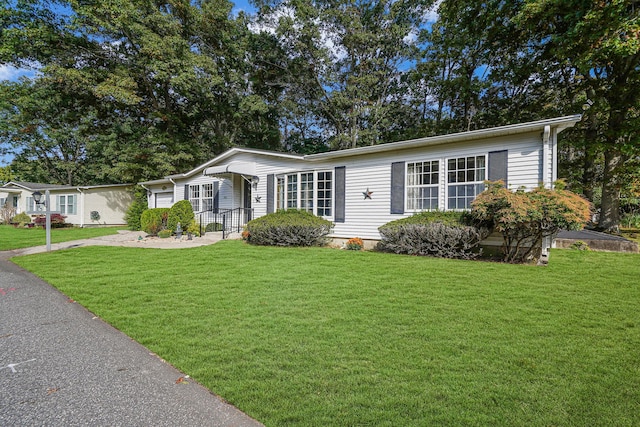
top-left (363, 189), bottom-right (373, 200)
top-left (255, 195), bottom-right (262, 202)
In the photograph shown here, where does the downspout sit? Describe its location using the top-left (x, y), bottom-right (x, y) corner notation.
top-left (76, 188), bottom-right (85, 227)
top-left (140, 183), bottom-right (151, 208)
top-left (169, 178), bottom-right (177, 203)
top-left (542, 125), bottom-right (551, 188)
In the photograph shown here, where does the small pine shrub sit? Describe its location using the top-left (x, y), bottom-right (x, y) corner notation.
top-left (246, 210), bottom-right (333, 247)
top-left (377, 211), bottom-right (488, 259)
top-left (167, 200), bottom-right (195, 233)
top-left (34, 213), bottom-right (68, 228)
top-left (158, 229), bottom-right (172, 238)
top-left (125, 186), bottom-right (149, 231)
top-left (141, 208), bottom-right (169, 235)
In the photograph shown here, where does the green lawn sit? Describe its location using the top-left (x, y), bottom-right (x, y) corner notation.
top-left (12, 242), bottom-right (640, 426)
top-left (0, 225), bottom-right (121, 250)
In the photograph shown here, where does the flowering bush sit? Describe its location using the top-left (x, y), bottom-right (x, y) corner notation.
top-left (470, 181), bottom-right (592, 263)
top-left (345, 237), bottom-right (364, 250)
top-left (34, 213), bottom-right (68, 228)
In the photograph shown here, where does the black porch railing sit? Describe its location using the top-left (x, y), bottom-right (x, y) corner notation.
top-left (198, 208), bottom-right (253, 239)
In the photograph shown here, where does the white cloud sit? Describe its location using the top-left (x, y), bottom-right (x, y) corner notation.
top-left (425, 0), bottom-right (442, 23)
top-left (0, 65), bottom-right (37, 81)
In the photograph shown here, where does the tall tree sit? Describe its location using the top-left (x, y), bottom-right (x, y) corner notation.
top-left (515, 0), bottom-right (640, 231)
top-left (253, 0), bottom-right (433, 150)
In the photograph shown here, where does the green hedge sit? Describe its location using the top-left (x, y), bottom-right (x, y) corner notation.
top-left (246, 210), bottom-right (333, 247)
top-left (141, 208), bottom-right (169, 235)
top-left (167, 200), bottom-right (195, 232)
top-left (377, 211), bottom-right (488, 259)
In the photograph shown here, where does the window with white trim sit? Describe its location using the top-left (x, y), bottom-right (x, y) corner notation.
top-left (316, 171), bottom-right (332, 217)
top-left (26, 196), bottom-right (47, 213)
top-left (0, 197), bottom-right (6, 207)
top-left (277, 177), bottom-right (285, 210)
top-left (202, 183), bottom-right (213, 211)
top-left (57, 195), bottom-right (77, 215)
top-left (190, 185), bottom-right (200, 212)
top-left (447, 155), bottom-right (486, 209)
top-left (277, 171), bottom-right (333, 217)
top-left (407, 160), bottom-right (439, 210)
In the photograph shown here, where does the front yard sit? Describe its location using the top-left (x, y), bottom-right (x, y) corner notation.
top-left (0, 225), bottom-right (121, 250)
top-left (12, 242), bottom-right (640, 426)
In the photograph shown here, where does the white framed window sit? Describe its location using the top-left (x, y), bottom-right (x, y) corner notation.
top-left (57, 195), bottom-right (77, 215)
top-left (277, 177), bottom-right (285, 210)
top-left (0, 197), bottom-right (6, 207)
top-left (447, 155), bottom-right (486, 210)
top-left (190, 185), bottom-right (200, 212)
top-left (202, 183), bottom-right (213, 211)
top-left (26, 196), bottom-right (48, 213)
top-left (316, 171), bottom-right (332, 217)
top-left (286, 174), bottom-right (298, 209)
top-left (277, 171), bottom-right (333, 217)
top-left (407, 160), bottom-right (440, 211)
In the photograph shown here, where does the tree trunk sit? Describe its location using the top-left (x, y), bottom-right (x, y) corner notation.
top-left (598, 147), bottom-right (624, 232)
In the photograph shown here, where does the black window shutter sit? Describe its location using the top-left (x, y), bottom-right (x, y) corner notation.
top-left (488, 150), bottom-right (508, 185)
top-left (266, 174), bottom-right (275, 214)
top-left (184, 184), bottom-right (189, 200)
top-left (213, 181), bottom-right (219, 212)
top-left (334, 166), bottom-right (346, 223)
top-left (390, 162), bottom-right (405, 214)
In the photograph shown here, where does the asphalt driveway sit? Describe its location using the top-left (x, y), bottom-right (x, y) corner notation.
top-left (0, 258), bottom-right (263, 426)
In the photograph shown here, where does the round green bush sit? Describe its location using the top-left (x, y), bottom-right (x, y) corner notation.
top-left (12, 212), bottom-right (31, 226)
top-left (158, 229), bottom-right (172, 238)
top-left (141, 208), bottom-right (169, 235)
top-left (377, 211), bottom-right (488, 259)
top-left (246, 209), bottom-right (333, 247)
top-left (167, 200), bottom-right (195, 233)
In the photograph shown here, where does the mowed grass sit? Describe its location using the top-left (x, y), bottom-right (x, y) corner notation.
top-left (0, 225), bottom-right (121, 250)
top-left (13, 242), bottom-right (640, 426)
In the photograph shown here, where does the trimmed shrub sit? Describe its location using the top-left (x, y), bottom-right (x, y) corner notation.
top-left (167, 200), bottom-right (195, 233)
top-left (141, 208), bottom-right (169, 235)
top-left (377, 211), bottom-right (488, 259)
top-left (470, 181), bottom-right (592, 263)
top-left (34, 213), bottom-right (68, 228)
top-left (12, 212), bottom-right (31, 227)
top-left (158, 229), bottom-right (172, 238)
top-left (187, 221), bottom-right (200, 237)
top-left (125, 186), bottom-right (148, 231)
top-left (205, 222), bottom-right (224, 232)
top-left (246, 210), bottom-right (333, 247)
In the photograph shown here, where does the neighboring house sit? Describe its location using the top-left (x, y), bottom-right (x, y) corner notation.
top-left (140, 115), bottom-right (581, 249)
top-left (0, 181), bottom-right (134, 227)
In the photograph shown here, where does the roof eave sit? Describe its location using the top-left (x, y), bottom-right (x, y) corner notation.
top-left (305, 115), bottom-right (582, 161)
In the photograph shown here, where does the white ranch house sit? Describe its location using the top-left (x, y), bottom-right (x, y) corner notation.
top-left (1, 181), bottom-right (134, 227)
top-left (140, 115), bottom-right (581, 249)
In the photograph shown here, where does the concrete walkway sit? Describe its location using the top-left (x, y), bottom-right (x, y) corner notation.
top-left (0, 233), bottom-right (263, 426)
top-left (1, 230), bottom-right (227, 259)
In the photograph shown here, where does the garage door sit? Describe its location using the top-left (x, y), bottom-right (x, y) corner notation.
top-left (155, 192), bottom-right (174, 208)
